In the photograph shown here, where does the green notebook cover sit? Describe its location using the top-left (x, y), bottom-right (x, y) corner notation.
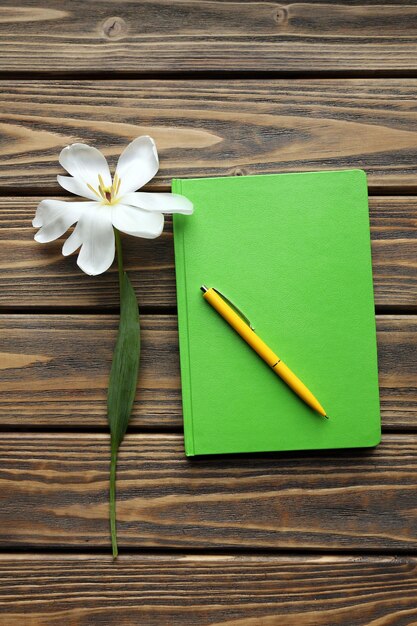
top-left (172, 170), bottom-right (381, 456)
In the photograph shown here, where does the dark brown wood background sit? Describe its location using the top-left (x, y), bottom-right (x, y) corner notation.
top-left (0, 2), bottom-right (416, 624)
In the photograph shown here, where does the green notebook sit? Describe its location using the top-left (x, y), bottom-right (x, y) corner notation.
top-left (172, 170), bottom-right (381, 456)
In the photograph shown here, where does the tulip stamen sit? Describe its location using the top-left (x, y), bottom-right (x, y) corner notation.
top-left (87, 182), bottom-right (102, 199)
top-left (88, 173), bottom-right (122, 205)
top-left (115, 173), bottom-right (121, 196)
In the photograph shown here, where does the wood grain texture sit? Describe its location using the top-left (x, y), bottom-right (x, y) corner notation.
top-left (378, 316), bottom-right (417, 429)
top-left (0, 554), bottom-right (416, 625)
top-left (0, 314), bottom-right (182, 429)
top-left (0, 432), bottom-right (416, 549)
top-left (0, 315), bottom-right (415, 430)
top-left (0, 1), bottom-right (415, 621)
top-left (1, 81), bottom-right (417, 190)
top-left (0, 198), bottom-right (175, 309)
top-left (1, 197), bottom-right (416, 309)
top-left (0, 2), bottom-right (417, 73)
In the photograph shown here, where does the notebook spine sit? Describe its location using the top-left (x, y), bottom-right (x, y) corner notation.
top-left (172, 179), bottom-right (195, 456)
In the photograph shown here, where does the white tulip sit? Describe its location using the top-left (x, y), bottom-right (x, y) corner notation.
top-left (32, 136), bottom-right (193, 275)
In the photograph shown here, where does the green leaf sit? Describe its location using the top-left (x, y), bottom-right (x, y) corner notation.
top-left (107, 270), bottom-right (140, 558)
top-left (108, 271), bottom-right (140, 447)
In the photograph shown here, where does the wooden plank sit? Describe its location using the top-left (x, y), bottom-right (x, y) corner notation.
top-left (0, 555), bottom-right (416, 626)
top-left (371, 197), bottom-right (417, 308)
top-left (0, 2), bottom-right (417, 73)
top-left (378, 316), bottom-right (417, 429)
top-left (0, 313), bottom-right (415, 430)
top-left (1, 197), bottom-right (416, 309)
top-left (0, 314), bottom-right (182, 430)
top-left (0, 315), bottom-right (415, 431)
top-left (1, 81), bottom-right (417, 190)
top-left (0, 199), bottom-right (174, 309)
top-left (0, 432), bottom-right (416, 549)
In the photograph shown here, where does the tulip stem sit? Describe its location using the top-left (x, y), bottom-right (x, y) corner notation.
top-left (109, 228), bottom-right (124, 559)
top-left (110, 440), bottom-right (118, 559)
top-left (114, 228), bottom-right (124, 286)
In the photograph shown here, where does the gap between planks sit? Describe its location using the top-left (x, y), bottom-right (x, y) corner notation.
top-left (2, 71), bottom-right (417, 81)
top-left (1, 546), bottom-right (417, 558)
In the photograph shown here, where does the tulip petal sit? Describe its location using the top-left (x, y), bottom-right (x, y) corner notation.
top-left (59, 143), bottom-right (112, 187)
top-left (57, 175), bottom-right (100, 201)
top-left (33, 199), bottom-right (92, 243)
top-left (115, 136), bottom-right (159, 195)
top-left (122, 192), bottom-right (193, 215)
top-left (62, 204), bottom-right (115, 276)
top-left (112, 203), bottom-right (164, 238)
top-left (62, 223), bottom-right (84, 256)
top-left (57, 143), bottom-right (112, 201)
top-left (32, 215), bottom-right (42, 228)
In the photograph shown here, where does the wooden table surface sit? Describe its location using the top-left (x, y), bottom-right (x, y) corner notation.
top-left (0, 2), bottom-right (417, 624)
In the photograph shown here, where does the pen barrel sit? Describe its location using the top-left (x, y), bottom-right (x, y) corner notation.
top-left (272, 361), bottom-right (326, 416)
top-left (204, 288), bottom-right (327, 418)
top-left (203, 288), bottom-right (279, 366)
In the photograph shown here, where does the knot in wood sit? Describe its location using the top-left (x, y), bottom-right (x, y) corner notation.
top-left (232, 167), bottom-right (247, 177)
top-left (102, 16), bottom-right (127, 40)
top-left (274, 6), bottom-right (288, 26)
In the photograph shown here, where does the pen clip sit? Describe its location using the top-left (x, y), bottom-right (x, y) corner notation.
top-left (212, 288), bottom-right (255, 330)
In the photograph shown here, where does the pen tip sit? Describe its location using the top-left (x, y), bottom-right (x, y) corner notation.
top-left (200, 285), bottom-right (208, 293)
top-left (323, 414), bottom-right (330, 420)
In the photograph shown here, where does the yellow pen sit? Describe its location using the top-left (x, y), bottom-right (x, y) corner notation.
top-left (200, 286), bottom-right (328, 419)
